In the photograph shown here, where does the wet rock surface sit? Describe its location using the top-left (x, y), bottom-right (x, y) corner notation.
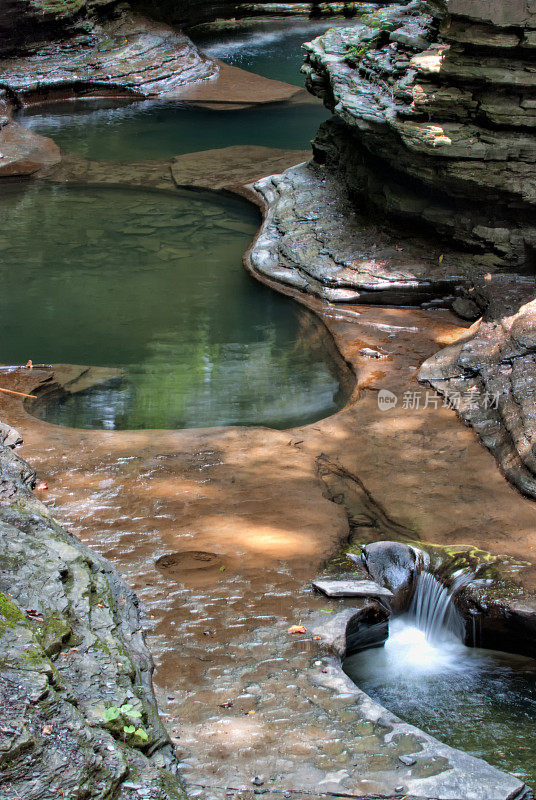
top-left (0, 434), bottom-right (187, 800)
top-left (0, 10), bottom-right (215, 103)
top-left (419, 278), bottom-right (536, 499)
top-left (0, 120), bottom-right (60, 176)
top-left (3, 295), bottom-right (536, 798)
top-left (0, 425), bottom-right (530, 800)
top-left (302, 0), bottom-right (536, 269)
top-left (250, 160), bottom-right (483, 305)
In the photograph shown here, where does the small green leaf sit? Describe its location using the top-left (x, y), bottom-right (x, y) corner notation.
top-left (127, 709), bottom-right (142, 719)
top-left (123, 725), bottom-right (135, 734)
top-left (320, 608), bottom-right (334, 613)
top-left (104, 706), bottom-right (120, 722)
top-left (135, 728), bottom-right (149, 741)
top-left (120, 703), bottom-right (133, 714)
top-left (219, 566), bottom-right (226, 572)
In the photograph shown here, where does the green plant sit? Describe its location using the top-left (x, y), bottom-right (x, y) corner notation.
top-left (104, 703), bottom-right (149, 741)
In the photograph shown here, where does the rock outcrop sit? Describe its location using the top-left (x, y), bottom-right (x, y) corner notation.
top-left (250, 159), bottom-right (478, 304)
top-left (302, 0), bottom-right (536, 270)
top-left (419, 277), bottom-right (536, 499)
top-left (0, 9), bottom-right (215, 103)
top-left (0, 430), bottom-right (186, 799)
top-left (246, 0), bottom-right (536, 497)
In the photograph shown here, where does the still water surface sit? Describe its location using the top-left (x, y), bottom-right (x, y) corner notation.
top-left (1, 183), bottom-right (350, 430)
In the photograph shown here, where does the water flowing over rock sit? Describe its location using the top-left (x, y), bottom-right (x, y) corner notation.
top-left (409, 570), bottom-right (466, 641)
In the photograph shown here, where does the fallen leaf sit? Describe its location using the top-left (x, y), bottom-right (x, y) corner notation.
top-left (247, 710), bottom-right (256, 715)
top-left (313, 636), bottom-right (322, 641)
top-left (42, 724), bottom-right (53, 735)
top-left (288, 625), bottom-right (307, 634)
top-left (484, 273), bottom-right (492, 281)
top-left (36, 482), bottom-right (48, 491)
top-left (319, 609), bottom-right (334, 614)
top-left (438, 254), bottom-right (444, 263)
top-left (25, 360), bottom-right (33, 369)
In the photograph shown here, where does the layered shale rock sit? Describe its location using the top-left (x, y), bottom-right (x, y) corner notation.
top-left (419, 277), bottom-right (536, 499)
top-left (302, 0), bottom-right (536, 269)
top-left (0, 431), bottom-right (186, 799)
top-left (0, 9), bottom-right (215, 103)
top-left (250, 160), bottom-right (475, 303)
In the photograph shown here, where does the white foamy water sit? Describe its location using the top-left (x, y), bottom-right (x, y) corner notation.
top-left (199, 22), bottom-right (348, 59)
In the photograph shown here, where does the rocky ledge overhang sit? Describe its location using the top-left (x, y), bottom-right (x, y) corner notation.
top-left (302, 0), bottom-right (536, 269)
top-left (0, 7), bottom-right (216, 103)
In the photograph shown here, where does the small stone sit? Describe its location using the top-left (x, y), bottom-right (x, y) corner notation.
top-left (252, 777), bottom-right (264, 786)
top-left (399, 755), bottom-right (416, 766)
top-left (312, 579), bottom-right (393, 598)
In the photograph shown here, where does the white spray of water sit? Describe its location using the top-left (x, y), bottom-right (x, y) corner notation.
top-left (409, 571), bottom-right (466, 643)
top-left (200, 21), bottom-right (350, 59)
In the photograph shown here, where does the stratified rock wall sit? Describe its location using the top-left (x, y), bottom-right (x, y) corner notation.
top-left (0, 0), bottom-right (119, 55)
top-left (303, 0), bottom-right (536, 269)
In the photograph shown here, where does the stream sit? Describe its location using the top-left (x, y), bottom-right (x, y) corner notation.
top-left (5, 14), bottom-right (536, 795)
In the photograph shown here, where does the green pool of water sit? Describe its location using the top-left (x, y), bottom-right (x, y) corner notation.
top-left (18, 99), bottom-right (329, 162)
top-left (193, 18), bottom-right (353, 86)
top-left (344, 618), bottom-right (536, 789)
top-left (17, 18), bottom-right (354, 161)
top-left (1, 182), bottom-right (351, 430)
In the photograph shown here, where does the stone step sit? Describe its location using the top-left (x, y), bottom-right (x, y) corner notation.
top-left (312, 579), bottom-right (393, 597)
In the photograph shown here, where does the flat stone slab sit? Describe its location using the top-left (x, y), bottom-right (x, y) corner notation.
top-left (312, 579), bottom-right (393, 597)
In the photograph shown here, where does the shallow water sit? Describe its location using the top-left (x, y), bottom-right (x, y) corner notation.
top-left (344, 617), bottom-right (536, 787)
top-left (17, 18), bottom-right (352, 161)
top-left (193, 18), bottom-right (353, 86)
top-left (1, 183), bottom-right (350, 430)
top-left (18, 99), bottom-right (329, 162)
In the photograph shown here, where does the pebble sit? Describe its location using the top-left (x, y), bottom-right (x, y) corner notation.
top-left (252, 777), bottom-right (264, 786)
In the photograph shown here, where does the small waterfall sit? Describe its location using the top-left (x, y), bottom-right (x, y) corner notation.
top-left (409, 571), bottom-right (466, 643)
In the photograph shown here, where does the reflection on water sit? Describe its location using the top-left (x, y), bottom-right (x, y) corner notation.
top-left (18, 100), bottom-right (329, 162)
top-left (0, 183), bottom-right (351, 430)
top-left (193, 18), bottom-right (354, 86)
top-left (344, 617), bottom-right (536, 787)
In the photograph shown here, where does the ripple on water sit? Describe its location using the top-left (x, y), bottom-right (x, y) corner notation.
top-left (344, 617), bottom-right (536, 786)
